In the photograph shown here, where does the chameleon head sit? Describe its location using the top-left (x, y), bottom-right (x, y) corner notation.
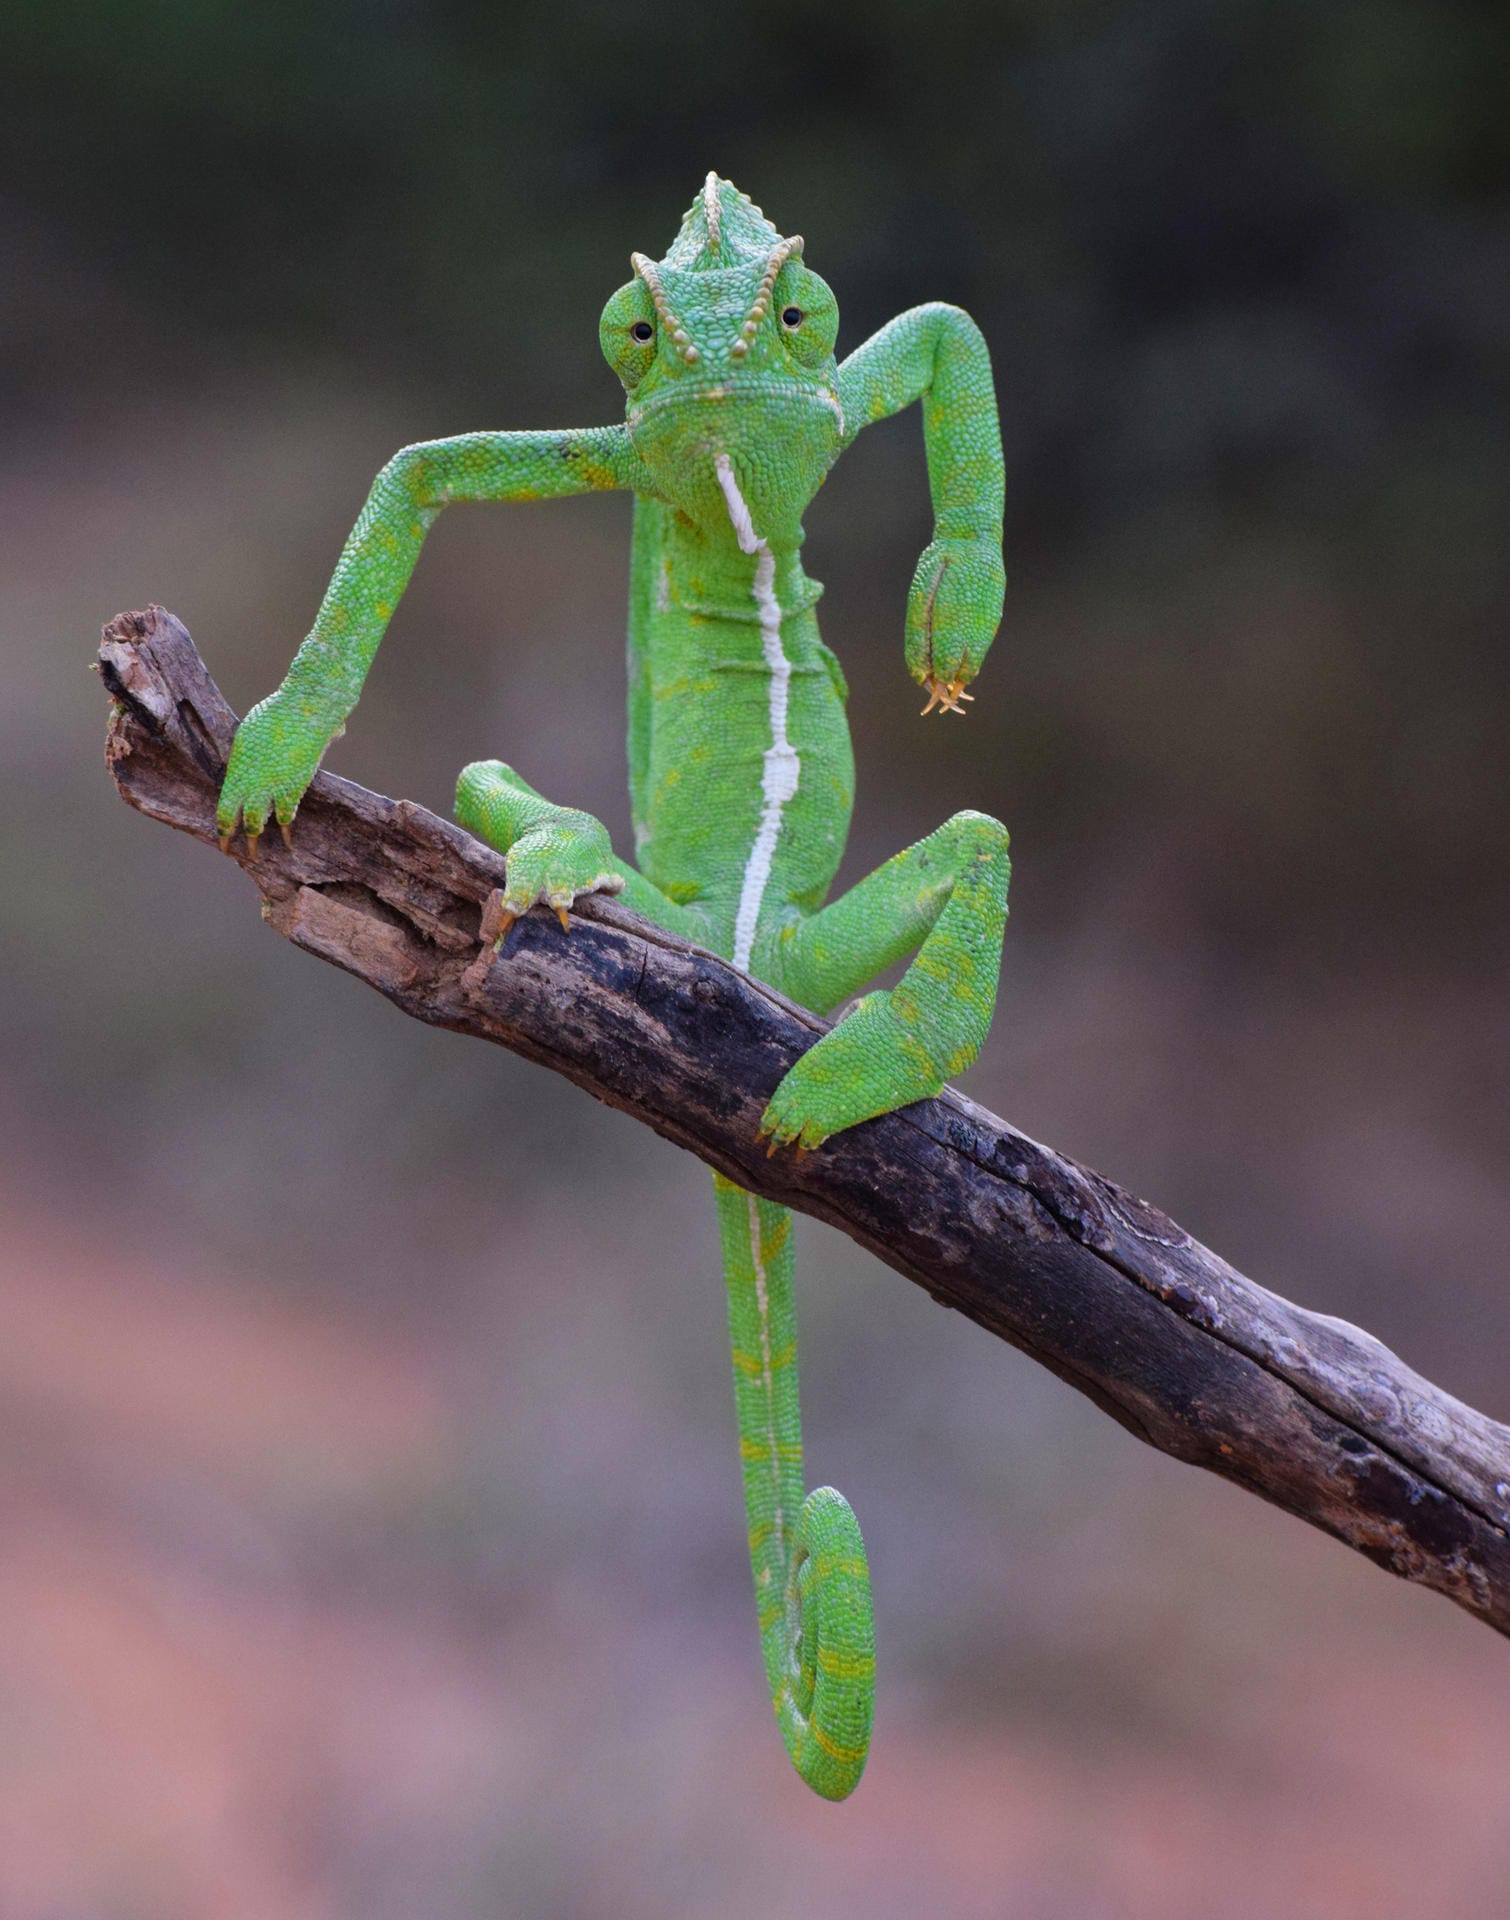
top-left (600, 175), bottom-right (844, 547)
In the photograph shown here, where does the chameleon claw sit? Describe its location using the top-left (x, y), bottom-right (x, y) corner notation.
top-left (479, 890), bottom-right (518, 954)
top-left (919, 673), bottom-right (974, 717)
top-left (920, 674), bottom-right (975, 716)
top-left (218, 827), bottom-right (233, 854)
top-left (555, 905), bottom-right (572, 934)
top-left (244, 827), bottom-right (261, 861)
top-left (279, 818), bottom-right (295, 850)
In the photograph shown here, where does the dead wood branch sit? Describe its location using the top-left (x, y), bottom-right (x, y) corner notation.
top-left (100, 605), bottom-right (1510, 1640)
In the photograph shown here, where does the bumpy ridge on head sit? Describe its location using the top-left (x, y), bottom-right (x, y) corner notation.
top-left (632, 176), bottom-right (806, 366)
top-left (662, 173), bottom-right (783, 270)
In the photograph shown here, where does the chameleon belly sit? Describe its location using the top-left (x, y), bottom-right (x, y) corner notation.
top-left (630, 511), bottom-right (853, 963)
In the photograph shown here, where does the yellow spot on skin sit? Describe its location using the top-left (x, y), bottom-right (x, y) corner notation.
top-left (760, 1218), bottom-right (792, 1259)
top-left (732, 1338), bottom-right (795, 1376)
top-left (810, 1723), bottom-right (868, 1767)
top-left (817, 1645), bottom-right (876, 1680)
top-left (809, 1554), bottom-right (868, 1582)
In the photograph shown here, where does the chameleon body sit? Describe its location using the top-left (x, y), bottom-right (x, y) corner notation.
top-left (218, 177), bottom-right (1010, 1800)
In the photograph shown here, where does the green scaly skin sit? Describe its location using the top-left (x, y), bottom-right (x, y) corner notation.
top-left (218, 176), bottom-right (1010, 1800)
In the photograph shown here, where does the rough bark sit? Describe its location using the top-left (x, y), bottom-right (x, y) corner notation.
top-left (100, 605), bottom-right (1510, 1641)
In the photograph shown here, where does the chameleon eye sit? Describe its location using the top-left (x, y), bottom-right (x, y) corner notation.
top-left (631, 321), bottom-right (654, 343)
top-left (781, 306), bottom-right (803, 328)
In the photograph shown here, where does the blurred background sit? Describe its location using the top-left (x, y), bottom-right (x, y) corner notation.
top-left (4, 2), bottom-right (1509, 1914)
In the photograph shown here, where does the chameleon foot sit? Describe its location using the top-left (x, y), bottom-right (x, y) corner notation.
top-left (477, 887), bottom-right (591, 960)
top-left (919, 673), bottom-right (974, 717)
top-left (759, 990), bottom-right (944, 1152)
top-left (216, 807), bottom-right (295, 857)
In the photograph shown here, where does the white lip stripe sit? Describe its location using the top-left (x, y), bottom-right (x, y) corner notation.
top-left (715, 452), bottom-right (800, 973)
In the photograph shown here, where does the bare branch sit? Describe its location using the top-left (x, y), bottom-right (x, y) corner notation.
top-left (100, 605), bottom-right (1510, 1640)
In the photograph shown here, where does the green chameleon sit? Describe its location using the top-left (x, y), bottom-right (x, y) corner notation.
top-left (217, 176), bottom-right (1010, 1800)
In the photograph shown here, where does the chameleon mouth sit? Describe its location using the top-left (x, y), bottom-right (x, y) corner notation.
top-left (629, 379), bottom-right (843, 427)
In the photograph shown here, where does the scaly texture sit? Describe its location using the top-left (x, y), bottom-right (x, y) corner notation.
top-left (217, 174), bottom-right (1010, 1799)
top-left (713, 1173), bottom-right (874, 1799)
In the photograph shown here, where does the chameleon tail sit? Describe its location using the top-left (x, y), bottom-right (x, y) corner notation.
top-left (711, 1171), bottom-right (875, 1800)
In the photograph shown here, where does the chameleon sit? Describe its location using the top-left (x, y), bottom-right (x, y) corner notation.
top-left (216, 175), bottom-right (1010, 1801)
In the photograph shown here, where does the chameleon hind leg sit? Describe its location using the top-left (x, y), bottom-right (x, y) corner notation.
top-left (712, 1173), bottom-right (874, 1800)
top-left (762, 809), bottom-right (1011, 1151)
top-left (455, 759), bottom-right (702, 940)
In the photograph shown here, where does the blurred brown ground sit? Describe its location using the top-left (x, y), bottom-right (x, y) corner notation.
top-left (3, 4), bottom-right (1509, 1914)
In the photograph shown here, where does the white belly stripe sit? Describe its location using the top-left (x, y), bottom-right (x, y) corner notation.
top-left (714, 453), bottom-right (800, 974)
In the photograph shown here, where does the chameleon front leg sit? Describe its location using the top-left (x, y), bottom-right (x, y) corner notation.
top-left (454, 759), bottom-right (703, 942)
top-left (837, 303), bottom-right (1006, 710)
top-left (761, 810), bottom-right (1011, 1151)
top-left (216, 425), bottom-right (649, 850)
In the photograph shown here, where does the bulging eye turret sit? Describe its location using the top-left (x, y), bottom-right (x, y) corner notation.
top-left (775, 264), bottom-right (838, 369)
top-left (600, 280), bottom-right (660, 388)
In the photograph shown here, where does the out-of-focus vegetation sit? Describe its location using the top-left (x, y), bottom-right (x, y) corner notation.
top-left (3, 4), bottom-right (1508, 1915)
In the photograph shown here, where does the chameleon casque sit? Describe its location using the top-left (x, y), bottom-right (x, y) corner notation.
top-left (216, 175), bottom-right (1010, 1800)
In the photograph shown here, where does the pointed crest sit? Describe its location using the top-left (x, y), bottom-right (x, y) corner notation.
top-left (662, 173), bottom-right (783, 269)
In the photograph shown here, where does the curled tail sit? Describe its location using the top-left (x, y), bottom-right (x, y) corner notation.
top-left (712, 1172), bottom-right (875, 1800)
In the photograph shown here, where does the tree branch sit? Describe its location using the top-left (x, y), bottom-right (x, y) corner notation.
top-left (100, 605), bottom-right (1510, 1641)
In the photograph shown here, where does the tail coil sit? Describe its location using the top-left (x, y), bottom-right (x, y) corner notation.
top-left (713, 1174), bottom-right (875, 1800)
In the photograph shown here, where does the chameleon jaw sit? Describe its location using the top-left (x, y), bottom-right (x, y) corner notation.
top-left (918, 674), bottom-right (975, 717)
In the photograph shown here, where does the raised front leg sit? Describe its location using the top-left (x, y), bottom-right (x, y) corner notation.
top-left (455, 759), bottom-right (702, 944)
top-left (760, 810), bottom-right (1010, 1151)
top-left (838, 304), bottom-right (1006, 713)
top-left (217, 425), bottom-right (650, 850)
